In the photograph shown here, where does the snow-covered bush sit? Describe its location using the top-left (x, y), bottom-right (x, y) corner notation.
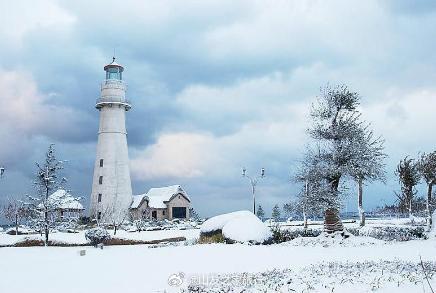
top-left (271, 227), bottom-right (321, 243)
top-left (85, 227), bottom-right (111, 247)
top-left (348, 226), bottom-right (426, 241)
top-left (200, 211), bottom-right (272, 244)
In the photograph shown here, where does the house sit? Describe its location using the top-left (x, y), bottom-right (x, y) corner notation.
top-left (130, 185), bottom-right (191, 221)
top-left (38, 189), bottom-right (84, 220)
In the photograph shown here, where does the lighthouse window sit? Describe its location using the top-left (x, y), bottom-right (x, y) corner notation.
top-left (100, 159), bottom-right (104, 167)
top-left (99, 176), bottom-right (103, 184)
top-left (98, 193), bottom-right (102, 203)
top-left (106, 67), bottom-right (121, 80)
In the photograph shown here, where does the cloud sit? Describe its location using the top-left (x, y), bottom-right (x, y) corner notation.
top-left (0, 70), bottom-right (93, 166)
top-left (2, 0), bottom-right (436, 218)
top-left (130, 132), bottom-right (218, 180)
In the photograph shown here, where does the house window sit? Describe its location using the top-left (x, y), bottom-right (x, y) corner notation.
top-left (163, 210), bottom-right (166, 216)
top-left (99, 176), bottom-right (103, 184)
top-left (152, 211), bottom-right (157, 219)
top-left (98, 193), bottom-right (102, 203)
top-left (97, 212), bottom-right (102, 220)
top-left (100, 159), bottom-right (104, 167)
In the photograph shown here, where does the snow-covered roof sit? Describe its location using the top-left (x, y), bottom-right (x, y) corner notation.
top-left (131, 194), bottom-right (147, 209)
top-left (131, 185), bottom-right (190, 209)
top-left (38, 189), bottom-right (84, 210)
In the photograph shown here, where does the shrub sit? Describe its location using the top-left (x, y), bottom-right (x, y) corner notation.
top-left (348, 226), bottom-right (427, 241)
top-left (85, 227), bottom-right (111, 247)
top-left (271, 227), bottom-right (321, 243)
top-left (199, 230), bottom-right (225, 244)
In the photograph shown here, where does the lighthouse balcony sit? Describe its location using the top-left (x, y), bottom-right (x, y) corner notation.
top-left (96, 96), bottom-right (131, 110)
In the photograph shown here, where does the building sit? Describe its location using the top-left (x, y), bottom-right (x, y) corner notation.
top-left (40, 189), bottom-right (84, 220)
top-left (130, 185), bottom-right (191, 221)
top-left (89, 58), bottom-right (133, 222)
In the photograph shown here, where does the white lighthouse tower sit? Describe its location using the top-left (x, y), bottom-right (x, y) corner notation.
top-left (90, 58), bottom-right (132, 222)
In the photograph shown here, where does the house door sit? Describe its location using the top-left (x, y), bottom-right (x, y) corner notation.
top-left (172, 207), bottom-right (187, 219)
top-left (152, 211), bottom-right (157, 219)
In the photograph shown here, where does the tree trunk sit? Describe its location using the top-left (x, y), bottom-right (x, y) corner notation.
top-left (45, 187), bottom-right (49, 246)
top-left (114, 225), bottom-right (117, 236)
top-left (303, 210), bottom-right (308, 230)
top-left (324, 176), bottom-right (344, 234)
top-left (324, 208), bottom-right (344, 234)
top-left (358, 177), bottom-right (365, 227)
top-left (15, 215), bottom-right (18, 236)
top-left (427, 183), bottom-right (433, 231)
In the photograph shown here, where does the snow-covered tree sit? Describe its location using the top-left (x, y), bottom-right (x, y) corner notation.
top-left (272, 204), bottom-right (281, 222)
top-left (282, 203), bottom-right (293, 219)
top-left (101, 203), bottom-right (128, 235)
top-left (417, 151), bottom-right (436, 229)
top-left (301, 84), bottom-right (380, 234)
top-left (2, 197), bottom-right (30, 235)
top-left (256, 205), bottom-right (265, 220)
top-left (348, 126), bottom-right (386, 226)
top-left (395, 157), bottom-right (421, 217)
top-left (189, 207), bottom-right (200, 221)
top-left (26, 144), bottom-right (68, 245)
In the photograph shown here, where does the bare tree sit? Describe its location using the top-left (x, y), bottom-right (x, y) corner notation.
top-left (26, 144), bottom-right (67, 245)
top-left (395, 157), bottom-right (421, 217)
top-left (348, 127), bottom-right (387, 226)
top-left (417, 151), bottom-right (436, 229)
top-left (295, 147), bottom-right (343, 231)
top-left (3, 198), bottom-right (30, 235)
top-left (308, 85), bottom-right (362, 233)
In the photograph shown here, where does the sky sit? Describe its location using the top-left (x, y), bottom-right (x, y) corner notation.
top-left (0, 0), bottom-right (435, 219)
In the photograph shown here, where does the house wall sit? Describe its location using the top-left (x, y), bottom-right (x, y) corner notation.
top-left (167, 194), bottom-right (190, 220)
top-left (130, 199), bottom-right (149, 220)
top-left (151, 208), bottom-right (167, 220)
top-left (130, 193), bottom-right (191, 221)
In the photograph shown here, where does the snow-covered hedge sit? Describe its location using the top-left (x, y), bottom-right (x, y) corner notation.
top-left (85, 227), bottom-right (111, 247)
top-left (348, 226), bottom-right (426, 241)
top-left (200, 211), bottom-right (272, 244)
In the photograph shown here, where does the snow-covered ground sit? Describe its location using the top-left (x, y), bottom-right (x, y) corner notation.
top-left (0, 219), bottom-right (435, 293)
top-left (0, 235), bottom-right (435, 292)
top-left (0, 228), bottom-right (200, 246)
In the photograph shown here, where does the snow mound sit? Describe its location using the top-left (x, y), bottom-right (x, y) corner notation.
top-left (201, 211), bottom-right (272, 244)
top-left (286, 233), bottom-right (385, 247)
top-left (201, 211), bottom-right (253, 233)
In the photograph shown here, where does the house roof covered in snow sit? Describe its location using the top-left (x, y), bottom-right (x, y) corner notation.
top-left (38, 189), bottom-right (84, 210)
top-left (131, 185), bottom-right (190, 209)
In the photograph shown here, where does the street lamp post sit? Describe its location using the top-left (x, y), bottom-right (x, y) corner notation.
top-left (242, 167), bottom-right (265, 215)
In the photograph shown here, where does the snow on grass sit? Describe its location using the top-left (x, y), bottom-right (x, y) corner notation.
top-left (1, 237), bottom-right (436, 292)
top-left (181, 260), bottom-right (436, 292)
top-left (0, 228), bottom-right (200, 246)
top-left (285, 233), bottom-right (386, 247)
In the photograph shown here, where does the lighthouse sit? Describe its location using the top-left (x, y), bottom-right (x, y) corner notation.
top-left (90, 58), bottom-right (132, 222)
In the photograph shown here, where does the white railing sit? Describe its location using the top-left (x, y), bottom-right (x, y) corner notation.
top-left (96, 97), bottom-right (131, 109)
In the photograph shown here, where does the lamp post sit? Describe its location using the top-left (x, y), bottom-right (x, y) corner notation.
top-left (242, 167), bottom-right (265, 215)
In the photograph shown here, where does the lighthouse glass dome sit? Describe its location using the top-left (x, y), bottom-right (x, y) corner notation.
top-left (105, 66), bottom-right (122, 80)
